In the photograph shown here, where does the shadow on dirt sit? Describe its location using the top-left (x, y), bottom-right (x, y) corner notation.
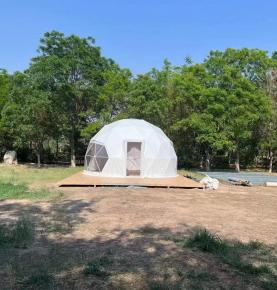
top-left (0, 197), bottom-right (276, 290)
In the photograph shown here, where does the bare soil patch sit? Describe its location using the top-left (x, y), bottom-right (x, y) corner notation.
top-left (0, 184), bottom-right (276, 289)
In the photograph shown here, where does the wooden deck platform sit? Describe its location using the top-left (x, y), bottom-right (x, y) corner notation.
top-left (58, 172), bottom-right (202, 188)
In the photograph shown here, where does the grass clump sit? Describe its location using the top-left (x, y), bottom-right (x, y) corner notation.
top-left (179, 229), bottom-right (273, 276)
top-left (186, 228), bottom-right (225, 253)
top-left (83, 256), bottom-right (113, 277)
top-left (0, 216), bottom-right (35, 248)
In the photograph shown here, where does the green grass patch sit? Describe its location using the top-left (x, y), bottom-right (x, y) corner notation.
top-left (186, 228), bottom-right (225, 253)
top-left (0, 182), bottom-right (63, 200)
top-left (0, 164), bottom-right (79, 200)
top-left (0, 216), bottom-right (35, 248)
top-left (178, 169), bottom-right (205, 181)
top-left (0, 164), bottom-right (81, 185)
top-left (175, 228), bottom-right (277, 288)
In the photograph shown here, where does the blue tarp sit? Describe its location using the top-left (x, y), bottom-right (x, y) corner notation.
top-left (198, 171), bottom-right (277, 185)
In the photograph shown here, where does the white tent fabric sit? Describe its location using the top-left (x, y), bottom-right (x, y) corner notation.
top-left (84, 119), bottom-right (177, 178)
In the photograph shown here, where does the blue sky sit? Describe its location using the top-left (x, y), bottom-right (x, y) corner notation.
top-left (0, 0), bottom-right (276, 74)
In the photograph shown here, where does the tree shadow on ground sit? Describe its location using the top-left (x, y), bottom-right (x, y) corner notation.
top-left (0, 197), bottom-right (276, 290)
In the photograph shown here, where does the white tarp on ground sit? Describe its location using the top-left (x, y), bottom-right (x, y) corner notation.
top-left (84, 119), bottom-right (177, 178)
top-left (200, 175), bottom-right (219, 190)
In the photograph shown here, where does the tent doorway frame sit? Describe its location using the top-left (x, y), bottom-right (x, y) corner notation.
top-left (125, 140), bottom-right (144, 177)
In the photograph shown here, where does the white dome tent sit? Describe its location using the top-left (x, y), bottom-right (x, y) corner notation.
top-left (84, 119), bottom-right (177, 178)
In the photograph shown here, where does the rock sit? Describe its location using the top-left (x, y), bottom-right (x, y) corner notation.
top-left (3, 151), bottom-right (17, 165)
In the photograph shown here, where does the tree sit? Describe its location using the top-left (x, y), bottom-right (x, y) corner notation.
top-left (81, 64), bottom-right (132, 139)
top-left (29, 31), bottom-right (109, 166)
top-left (128, 60), bottom-right (175, 132)
top-left (169, 64), bottom-right (231, 170)
top-left (0, 69), bottom-right (12, 155)
top-left (204, 49), bottom-right (272, 171)
top-left (2, 72), bottom-right (57, 167)
top-left (262, 53), bottom-right (277, 172)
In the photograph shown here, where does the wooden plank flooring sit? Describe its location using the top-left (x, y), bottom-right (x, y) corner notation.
top-left (58, 172), bottom-right (202, 188)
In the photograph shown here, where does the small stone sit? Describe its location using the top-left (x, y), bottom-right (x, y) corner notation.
top-left (3, 151), bottom-right (18, 165)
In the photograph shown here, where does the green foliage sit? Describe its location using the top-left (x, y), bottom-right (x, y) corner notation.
top-left (127, 49), bottom-right (274, 170)
top-left (0, 69), bottom-right (12, 153)
top-left (28, 31), bottom-right (120, 166)
top-left (0, 31), bottom-right (276, 171)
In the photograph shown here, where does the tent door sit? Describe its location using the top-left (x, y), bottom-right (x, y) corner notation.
top-left (126, 142), bottom-right (142, 176)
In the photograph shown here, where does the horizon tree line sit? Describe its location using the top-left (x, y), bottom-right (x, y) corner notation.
top-left (0, 31), bottom-right (276, 172)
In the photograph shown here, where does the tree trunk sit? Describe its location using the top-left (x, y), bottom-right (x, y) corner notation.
top-left (36, 153), bottom-right (41, 168)
top-left (235, 150), bottom-right (240, 172)
top-left (205, 150), bottom-right (211, 171)
top-left (200, 156), bottom-right (204, 169)
top-left (56, 138), bottom-right (59, 159)
top-left (70, 133), bottom-right (76, 167)
top-left (269, 147), bottom-right (273, 173)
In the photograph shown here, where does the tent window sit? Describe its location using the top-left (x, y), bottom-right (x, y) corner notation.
top-left (85, 142), bottom-right (108, 172)
top-left (86, 143), bottom-right (96, 156)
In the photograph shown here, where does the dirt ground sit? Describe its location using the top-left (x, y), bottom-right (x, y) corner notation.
top-left (2, 184), bottom-right (277, 243)
top-left (1, 184), bottom-right (277, 289)
top-left (60, 184), bottom-right (277, 244)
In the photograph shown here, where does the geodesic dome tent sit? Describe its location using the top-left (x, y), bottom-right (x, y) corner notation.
top-left (84, 119), bottom-right (177, 178)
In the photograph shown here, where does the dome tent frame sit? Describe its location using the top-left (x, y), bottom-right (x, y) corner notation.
top-left (84, 119), bottom-right (177, 178)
